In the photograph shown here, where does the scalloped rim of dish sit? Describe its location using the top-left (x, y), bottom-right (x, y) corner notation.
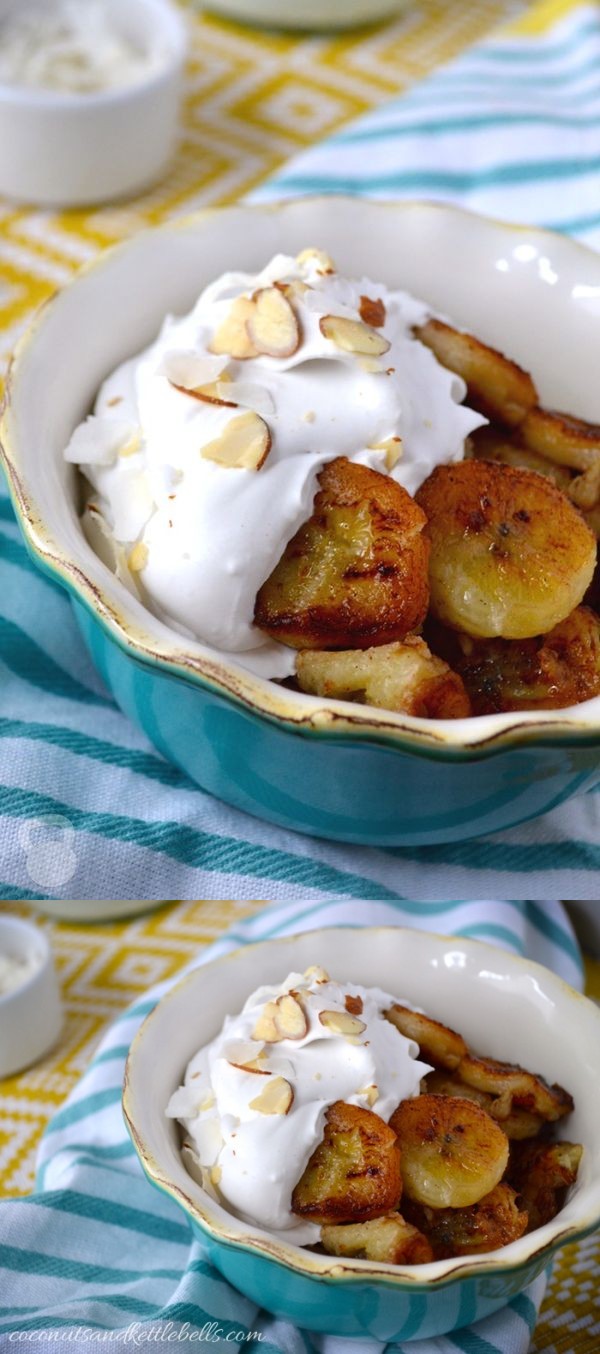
top-left (122, 925), bottom-right (600, 1291)
top-left (2, 198), bottom-right (600, 759)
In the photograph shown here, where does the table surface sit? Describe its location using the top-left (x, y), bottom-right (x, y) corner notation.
top-left (1, 0), bottom-right (599, 1347)
top-left (1, 900), bottom-right (598, 1354)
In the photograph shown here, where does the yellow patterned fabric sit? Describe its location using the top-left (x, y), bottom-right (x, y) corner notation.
top-left (0, 900), bottom-right (598, 1353)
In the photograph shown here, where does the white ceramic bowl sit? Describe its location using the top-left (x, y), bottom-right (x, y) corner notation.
top-left (123, 926), bottom-right (600, 1341)
top-left (0, 0), bottom-right (187, 207)
top-left (0, 913), bottom-right (63, 1077)
top-left (203, 0), bottom-right (404, 29)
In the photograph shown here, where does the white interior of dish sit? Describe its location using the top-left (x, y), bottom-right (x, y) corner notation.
top-left (124, 926), bottom-right (600, 1281)
top-left (5, 198), bottom-right (600, 744)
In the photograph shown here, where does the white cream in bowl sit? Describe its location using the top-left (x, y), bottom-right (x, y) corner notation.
top-left (166, 965), bottom-right (431, 1242)
top-left (66, 248), bottom-right (484, 677)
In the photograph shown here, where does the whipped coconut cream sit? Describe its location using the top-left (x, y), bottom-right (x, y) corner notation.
top-left (0, 949), bottom-right (40, 997)
top-left (67, 249), bottom-right (485, 677)
top-left (166, 966), bottom-right (432, 1243)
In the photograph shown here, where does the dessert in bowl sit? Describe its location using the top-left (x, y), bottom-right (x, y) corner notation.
top-left (2, 198), bottom-right (600, 845)
top-left (122, 926), bottom-right (600, 1342)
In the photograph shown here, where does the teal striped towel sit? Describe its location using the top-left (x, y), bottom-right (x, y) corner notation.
top-left (1, 2), bottom-right (600, 902)
top-left (0, 899), bottom-right (583, 1350)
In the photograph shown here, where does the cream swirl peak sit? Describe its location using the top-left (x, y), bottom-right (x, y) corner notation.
top-left (66, 249), bottom-right (485, 674)
top-left (166, 966), bottom-right (432, 1243)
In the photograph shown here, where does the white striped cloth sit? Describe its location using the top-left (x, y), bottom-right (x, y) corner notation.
top-left (1, 0), bottom-right (600, 902)
top-left (0, 899), bottom-right (583, 1351)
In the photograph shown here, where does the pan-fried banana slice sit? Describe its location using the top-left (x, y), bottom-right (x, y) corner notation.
top-left (457, 1055), bottom-right (573, 1122)
top-left (427, 606), bottom-right (600, 715)
top-left (507, 1140), bottom-right (583, 1231)
top-left (414, 319), bottom-right (537, 427)
top-left (321, 1213), bottom-right (434, 1265)
top-left (291, 1100), bottom-right (402, 1224)
top-left (389, 1094), bottom-right (508, 1209)
top-left (295, 637), bottom-right (471, 719)
top-left (521, 407), bottom-right (600, 510)
top-left (521, 406), bottom-right (600, 471)
top-left (469, 423), bottom-right (573, 493)
top-left (255, 457), bottom-right (430, 650)
top-left (385, 1006), bottom-right (468, 1070)
top-left (416, 460), bottom-right (596, 639)
top-left (425, 1071), bottom-right (544, 1140)
top-left (404, 1184), bottom-right (528, 1258)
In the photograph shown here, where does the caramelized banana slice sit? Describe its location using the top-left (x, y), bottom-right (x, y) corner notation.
top-left (428, 606), bottom-right (600, 716)
top-left (415, 319), bottom-right (537, 427)
top-left (389, 1094), bottom-right (508, 1209)
top-left (385, 1006), bottom-right (468, 1070)
top-left (255, 457), bottom-right (430, 650)
top-left (295, 637), bottom-right (471, 719)
top-left (292, 1101), bottom-right (402, 1224)
top-left (469, 423), bottom-right (573, 493)
top-left (507, 1140), bottom-right (583, 1231)
top-left (457, 1055), bottom-right (573, 1122)
top-left (425, 1071), bottom-right (544, 1140)
top-left (416, 460), bottom-right (596, 639)
top-left (404, 1184), bottom-right (528, 1258)
top-left (321, 1213), bottom-right (434, 1265)
top-left (521, 406), bottom-right (600, 471)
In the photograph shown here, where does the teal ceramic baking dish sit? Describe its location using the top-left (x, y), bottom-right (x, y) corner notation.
top-left (2, 199), bottom-right (600, 845)
top-left (122, 927), bottom-right (600, 1341)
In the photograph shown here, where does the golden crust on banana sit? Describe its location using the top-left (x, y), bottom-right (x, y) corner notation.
top-left (403, 1184), bottom-right (528, 1258)
top-left (427, 606), bottom-right (600, 716)
top-left (295, 637), bottom-right (471, 719)
top-left (469, 423), bottom-right (573, 493)
top-left (416, 460), bottom-right (596, 640)
top-left (389, 1094), bottom-right (509, 1210)
top-left (507, 1140), bottom-right (583, 1232)
top-left (425, 1071), bottom-right (544, 1140)
top-left (385, 1005), bottom-right (468, 1069)
top-left (321, 1213), bottom-right (434, 1265)
top-left (414, 319), bottom-right (537, 427)
top-left (291, 1100), bottom-right (402, 1224)
top-left (255, 457), bottom-right (429, 650)
top-left (457, 1055), bottom-right (573, 1122)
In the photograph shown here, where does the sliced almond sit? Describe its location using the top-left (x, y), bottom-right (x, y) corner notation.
top-left (225, 1039), bottom-right (263, 1066)
top-left (296, 247), bottom-right (335, 274)
top-left (275, 279), bottom-right (309, 303)
top-left (359, 296), bottom-right (386, 328)
top-left (162, 351), bottom-right (229, 390)
top-left (319, 1010), bottom-right (366, 1037)
top-left (345, 994), bottom-right (363, 1016)
top-left (274, 993), bottom-right (308, 1040)
top-left (249, 1075), bottom-right (294, 1115)
top-left (171, 373), bottom-right (238, 409)
top-left (319, 314), bottom-right (391, 357)
top-left (128, 542), bottom-right (148, 573)
top-left (209, 296), bottom-right (259, 360)
top-left (369, 436), bottom-right (403, 470)
top-left (252, 1000), bottom-right (281, 1042)
top-left (304, 965), bottom-right (330, 983)
top-left (247, 287), bottom-right (300, 359)
top-left (359, 1084), bottom-right (379, 1107)
top-left (201, 411), bottom-right (271, 471)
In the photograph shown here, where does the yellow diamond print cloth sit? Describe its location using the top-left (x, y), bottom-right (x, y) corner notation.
top-left (1, 0), bottom-right (600, 904)
top-left (0, 898), bottom-right (591, 1352)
